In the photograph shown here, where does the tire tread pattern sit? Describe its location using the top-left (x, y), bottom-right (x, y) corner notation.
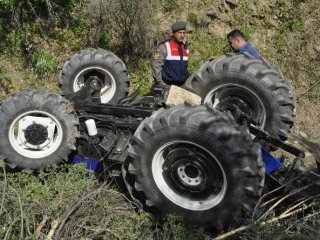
top-left (59, 48), bottom-right (130, 104)
top-left (0, 89), bottom-right (79, 170)
top-left (123, 103), bottom-right (265, 231)
top-left (184, 53), bottom-right (296, 141)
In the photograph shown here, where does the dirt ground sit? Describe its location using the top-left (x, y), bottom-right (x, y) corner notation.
top-left (0, 57), bottom-right (24, 84)
top-left (294, 97), bottom-right (320, 140)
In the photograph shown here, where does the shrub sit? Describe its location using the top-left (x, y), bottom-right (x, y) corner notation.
top-left (0, 65), bottom-right (13, 100)
top-left (74, 0), bottom-right (159, 62)
top-left (29, 46), bottom-right (59, 78)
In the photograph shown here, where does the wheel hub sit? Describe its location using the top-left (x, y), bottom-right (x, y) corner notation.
top-left (204, 84), bottom-right (267, 128)
top-left (162, 144), bottom-right (223, 197)
top-left (89, 76), bottom-right (103, 91)
top-left (17, 116), bottom-right (57, 150)
top-left (152, 141), bottom-right (228, 210)
top-left (216, 96), bottom-right (252, 116)
top-left (74, 67), bottom-right (116, 104)
top-left (24, 124), bottom-right (48, 146)
top-left (177, 163), bottom-right (203, 187)
top-left (216, 96), bottom-right (254, 124)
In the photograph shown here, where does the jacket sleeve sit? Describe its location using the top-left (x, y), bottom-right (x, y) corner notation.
top-left (151, 44), bottom-right (167, 86)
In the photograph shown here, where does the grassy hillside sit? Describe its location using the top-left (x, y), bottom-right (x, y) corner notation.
top-left (0, 0), bottom-right (319, 239)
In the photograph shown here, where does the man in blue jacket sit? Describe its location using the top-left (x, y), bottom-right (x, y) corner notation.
top-left (152, 21), bottom-right (189, 88)
top-left (227, 29), bottom-right (260, 59)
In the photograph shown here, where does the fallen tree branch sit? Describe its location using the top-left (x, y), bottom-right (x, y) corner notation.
top-left (46, 219), bottom-right (60, 240)
top-left (285, 198), bottom-right (320, 232)
top-left (9, 186), bottom-right (24, 239)
top-left (87, 228), bottom-right (121, 239)
top-left (281, 197), bottom-right (311, 216)
top-left (253, 176), bottom-right (299, 217)
top-left (3, 218), bottom-right (19, 240)
top-left (257, 183), bottom-right (314, 221)
top-left (36, 215), bottom-right (49, 237)
top-left (213, 202), bottom-right (316, 240)
top-left (0, 161), bottom-right (7, 216)
top-left (296, 78), bottom-right (320, 100)
top-left (53, 181), bottom-right (113, 240)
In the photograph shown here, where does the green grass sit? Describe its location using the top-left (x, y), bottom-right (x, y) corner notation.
top-left (0, 163), bottom-right (208, 239)
top-left (29, 47), bottom-right (59, 78)
top-left (0, 65), bottom-right (13, 99)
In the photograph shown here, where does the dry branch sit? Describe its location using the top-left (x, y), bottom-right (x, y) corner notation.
top-left (213, 202), bottom-right (316, 240)
top-left (257, 183), bottom-right (314, 221)
top-left (53, 181), bottom-right (113, 239)
top-left (0, 162), bottom-right (7, 216)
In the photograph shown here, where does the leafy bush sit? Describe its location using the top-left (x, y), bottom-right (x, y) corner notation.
top-left (161, 0), bottom-right (183, 13)
top-left (0, 0), bottom-right (81, 29)
top-left (0, 163), bottom-right (95, 239)
top-left (0, 162), bottom-right (208, 239)
top-left (128, 59), bottom-right (153, 95)
top-left (287, 18), bottom-right (305, 32)
top-left (73, 0), bottom-right (159, 62)
top-left (188, 30), bottom-right (225, 73)
top-left (0, 0), bottom-right (11, 6)
top-left (29, 47), bottom-right (59, 78)
top-left (0, 65), bottom-right (13, 99)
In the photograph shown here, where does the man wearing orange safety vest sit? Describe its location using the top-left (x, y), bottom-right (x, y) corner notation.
top-left (152, 21), bottom-right (189, 88)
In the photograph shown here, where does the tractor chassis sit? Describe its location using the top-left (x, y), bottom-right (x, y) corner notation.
top-left (71, 86), bottom-right (320, 192)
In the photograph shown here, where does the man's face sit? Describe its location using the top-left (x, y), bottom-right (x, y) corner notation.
top-left (228, 37), bottom-right (240, 50)
top-left (173, 30), bottom-right (187, 43)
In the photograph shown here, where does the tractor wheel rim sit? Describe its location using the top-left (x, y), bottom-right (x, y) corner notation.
top-left (152, 140), bottom-right (227, 211)
top-left (9, 110), bottom-right (63, 159)
top-left (73, 66), bottom-right (116, 103)
top-left (204, 83), bottom-right (266, 128)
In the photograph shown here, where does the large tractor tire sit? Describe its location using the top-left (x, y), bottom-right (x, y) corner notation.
top-left (0, 89), bottom-right (79, 170)
top-left (59, 48), bottom-right (130, 104)
top-left (122, 103), bottom-right (264, 231)
top-left (184, 53), bottom-right (296, 142)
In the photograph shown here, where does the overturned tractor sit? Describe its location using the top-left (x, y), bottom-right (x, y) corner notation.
top-left (0, 48), bottom-right (318, 231)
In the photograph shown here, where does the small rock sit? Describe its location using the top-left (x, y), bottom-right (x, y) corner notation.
top-left (299, 131), bottom-right (308, 138)
top-left (225, 0), bottom-right (238, 9)
top-left (305, 152), bottom-right (312, 157)
top-left (206, 10), bottom-right (218, 20)
top-left (166, 85), bottom-right (201, 106)
top-left (314, 45), bottom-right (320, 53)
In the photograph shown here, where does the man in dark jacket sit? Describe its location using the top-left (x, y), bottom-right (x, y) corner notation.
top-left (152, 21), bottom-right (189, 88)
top-left (227, 29), bottom-right (260, 59)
